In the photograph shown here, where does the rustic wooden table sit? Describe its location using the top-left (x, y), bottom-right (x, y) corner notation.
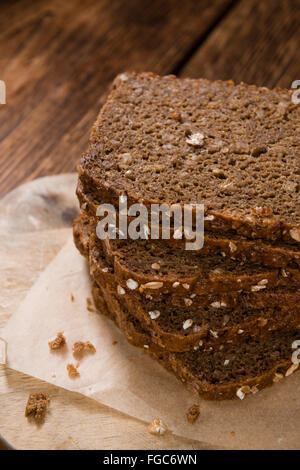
top-left (0, 0), bottom-right (299, 450)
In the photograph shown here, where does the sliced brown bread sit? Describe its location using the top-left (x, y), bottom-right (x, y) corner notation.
top-left (112, 287), bottom-right (300, 352)
top-left (95, 235), bottom-right (300, 296)
top-left (92, 282), bottom-right (300, 400)
top-left (73, 215), bottom-right (300, 351)
top-left (73, 214), bottom-right (300, 309)
top-left (77, 184), bottom-right (300, 269)
top-left (95, 275), bottom-right (300, 351)
top-left (79, 72), bottom-right (300, 244)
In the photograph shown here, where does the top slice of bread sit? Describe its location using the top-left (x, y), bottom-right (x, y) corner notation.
top-left (79, 72), bottom-right (300, 244)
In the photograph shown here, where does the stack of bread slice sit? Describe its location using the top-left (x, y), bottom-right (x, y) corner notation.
top-left (73, 72), bottom-right (300, 400)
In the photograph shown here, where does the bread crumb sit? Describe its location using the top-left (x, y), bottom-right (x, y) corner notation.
top-left (25, 393), bottom-right (50, 420)
top-left (72, 341), bottom-right (96, 358)
top-left (86, 297), bottom-right (95, 312)
top-left (70, 293), bottom-right (74, 302)
top-left (186, 404), bottom-right (200, 424)
top-left (112, 341), bottom-right (118, 346)
top-left (148, 418), bottom-right (168, 435)
top-left (67, 363), bottom-right (80, 378)
top-left (48, 332), bottom-right (66, 351)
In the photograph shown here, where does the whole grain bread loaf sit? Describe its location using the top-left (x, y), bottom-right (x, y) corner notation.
top-left (73, 214), bottom-right (300, 309)
top-left (73, 215), bottom-right (300, 351)
top-left (77, 184), bottom-right (300, 269)
top-left (92, 281), bottom-right (300, 400)
top-left (79, 72), bottom-right (300, 244)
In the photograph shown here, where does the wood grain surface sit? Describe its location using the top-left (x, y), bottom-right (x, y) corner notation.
top-left (181, 0), bottom-right (300, 88)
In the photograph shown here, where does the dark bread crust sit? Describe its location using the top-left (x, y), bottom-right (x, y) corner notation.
top-left (73, 215), bottom-right (300, 352)
top-left (92, 281), bottom-right (300, 400)
top-left (79, 72), bottom-right (300, 245)
top-left (77, 180), bottom-right (300, 270)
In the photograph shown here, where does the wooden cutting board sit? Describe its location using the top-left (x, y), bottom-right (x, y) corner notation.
top-left (0, 174), bottom-right (214, 450)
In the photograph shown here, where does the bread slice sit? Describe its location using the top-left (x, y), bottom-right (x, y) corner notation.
top-left (73, 215), bottom-right (300, 351)
top-left (77, 183), bottom-right (300, 269)
top-left (92, 281), bottom-right (300, 400)
top-left (114, 288), bottom-right (300, 352)
top-left (79, 72), bottom-right (300, 244)
top-left (98, 265), bottom-right (300, 351)
top-left (93, 235), bottom-right (300, 296)
top-left (73, 214), bottom-right (300, 309)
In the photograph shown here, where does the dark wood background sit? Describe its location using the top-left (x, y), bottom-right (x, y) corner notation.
top-left (0, 0), bottom-right (299, 198)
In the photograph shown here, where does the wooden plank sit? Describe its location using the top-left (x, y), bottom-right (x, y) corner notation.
top-left (180, 0), bottom-right (300, 89)
top-left (0, 0), bottom-right (233, 197)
